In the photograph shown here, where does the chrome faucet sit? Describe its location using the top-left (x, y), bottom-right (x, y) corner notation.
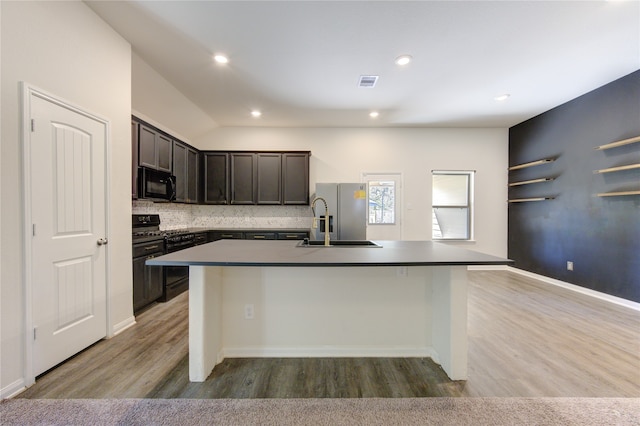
top-left (311, 197), bottom-right (331, 246)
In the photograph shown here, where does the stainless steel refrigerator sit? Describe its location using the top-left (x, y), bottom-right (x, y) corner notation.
top-left (313, 183), bottom-right (367, 240)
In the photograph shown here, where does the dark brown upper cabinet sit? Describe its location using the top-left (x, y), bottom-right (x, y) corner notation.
top-left (202, 152), bottom-right (229, 204)
top-left (230, 153), bottom-right (256, 204)
top-left (257, 153), bottom-right (282, 205)
top-left (172, 140), bottom-right (199, 204)
top-left (187, 148), bottom-right (199, 203)
top-left (202, 151), bottom-right (309, 206)
top-left (282, 152), bottom-right (309, 205)
top-left (131, 120), bottom-right (139, 199)
top-left (138, 123), bottom-right (172, 173)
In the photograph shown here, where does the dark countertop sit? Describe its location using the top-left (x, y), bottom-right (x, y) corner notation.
top-left (147, 240), bottom-right (513, 267)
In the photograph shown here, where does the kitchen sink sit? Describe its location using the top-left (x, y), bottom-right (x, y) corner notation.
top-left (296, 240), bottom-right (382, 248)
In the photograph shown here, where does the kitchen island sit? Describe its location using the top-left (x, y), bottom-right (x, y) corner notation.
top-left (148, 240), bottom-right (511, 382)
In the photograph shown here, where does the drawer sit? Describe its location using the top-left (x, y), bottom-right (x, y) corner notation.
top-left (193, 232), bottom-right (209, 245)
top-left (277, 232), bottom-right (309, 240)
top-left (133, 241), bottom-right (164, 258)
top-left (245, 232), bottom-right (276, 240)
top-left (210, 231), bottom-right (244, 241)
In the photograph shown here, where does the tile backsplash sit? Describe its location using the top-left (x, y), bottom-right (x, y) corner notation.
top-left (133, 200), bottom-right (313, 230)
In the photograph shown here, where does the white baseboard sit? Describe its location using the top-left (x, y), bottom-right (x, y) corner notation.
top-left (223, 346), bottom-right (437, 360)
top-left (468, 265), bottom-right (509, 271)
top-left (111, 316), bottom-right (136, 337)
top-left (1, 378), bottom-right (26, 399)
top-left (508, 267), bottom-right (640, 312)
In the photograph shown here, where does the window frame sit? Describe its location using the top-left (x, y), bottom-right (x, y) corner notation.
top-left (431, 170), bottom-right (475, 241)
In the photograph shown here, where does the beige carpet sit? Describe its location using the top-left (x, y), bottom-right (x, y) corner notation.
top-left (2, 398), bottom-right (638, 425)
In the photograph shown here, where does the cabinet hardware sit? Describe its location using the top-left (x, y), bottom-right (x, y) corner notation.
top-left (144, 245), bottom-right (160, 250)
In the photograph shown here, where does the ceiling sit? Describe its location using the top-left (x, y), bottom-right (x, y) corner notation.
top-left (87, 1), bottom-right (639, 133)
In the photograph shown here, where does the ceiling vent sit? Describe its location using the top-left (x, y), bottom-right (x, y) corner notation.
top-left (358, 75), bottom-right (379, 88)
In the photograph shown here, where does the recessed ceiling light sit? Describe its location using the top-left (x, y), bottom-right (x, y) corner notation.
top-left (369, 111), bottom-right (380, 118)
top-left (251, 110), bottom-right (262, 118)
top-left (494, 94), bottom-right (510, 101)
top-left (214, 54), bottom-right (229, 64)
top-left (395, 55), bottom-right (412, 66)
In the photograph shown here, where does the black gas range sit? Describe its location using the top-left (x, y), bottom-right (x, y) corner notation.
top-left (132, 214), bottom-right (195, 312)
top-left (133, 214), bottom-right (195, 243)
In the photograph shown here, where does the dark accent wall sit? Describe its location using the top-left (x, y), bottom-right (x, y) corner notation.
top-left (508, 70), bottom-right (640, 303)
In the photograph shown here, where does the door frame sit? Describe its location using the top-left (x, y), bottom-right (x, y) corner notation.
top-left (21, 83), bottom-right (112, 386)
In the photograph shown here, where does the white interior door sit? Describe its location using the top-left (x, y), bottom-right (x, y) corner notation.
top-left (28, 90), bottom-right (108, 376)
top-left (363, 173), bottom-right (402, 240)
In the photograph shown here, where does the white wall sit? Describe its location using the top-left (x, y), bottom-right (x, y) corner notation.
top-left (1, 1), bottom-right (132, 397)
top-left (194, 127), bottom-right (509, 257)
top-left (132, 53), bottom-right (218, 142)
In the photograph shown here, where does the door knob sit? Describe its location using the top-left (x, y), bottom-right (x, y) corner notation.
top-left (97, 238), bottom-right (108, 246)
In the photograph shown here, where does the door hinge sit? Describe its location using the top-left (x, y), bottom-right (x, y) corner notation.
top-left (31, 119), bottom-right (35, 132)
top-left (32, 223), bottom-right (36, 236)
top-left (33, 327), bottom-right (37, 340)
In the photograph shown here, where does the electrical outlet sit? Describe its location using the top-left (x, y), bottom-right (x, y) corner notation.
top-left (244, 304), bottom-right (254, 320)
top-left (396, 266), bottom-right (408, 277)
top-left (567, 261), bottom-right (574, 271)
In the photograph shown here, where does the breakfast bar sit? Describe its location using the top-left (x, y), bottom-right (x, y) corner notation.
top-left (148, 240), bottom-right (512, 382)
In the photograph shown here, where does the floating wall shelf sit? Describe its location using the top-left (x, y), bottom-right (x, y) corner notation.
top-left (597, 190), bottom-right (640, 197)
top-left (508, 158), bottom-right (555, 171)
top-left (508, 197), bottom-right (555, 203)
top-left (594, 135), bottom-right (640, 151)
top-left (594, 163), bottom-right (640, 174)
top-left (508, 177), bottom-right (555, 187)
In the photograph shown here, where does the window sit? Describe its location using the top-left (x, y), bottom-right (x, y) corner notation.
top-left (368, 180), bottom-right (396, 224)
top-left (432, 171), bottom-right (474, 240)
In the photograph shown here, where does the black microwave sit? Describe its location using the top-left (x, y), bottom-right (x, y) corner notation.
top-left (138, 167), bottom-right (176, 202)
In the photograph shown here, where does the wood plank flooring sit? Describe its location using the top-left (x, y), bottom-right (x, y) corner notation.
top-left (18, 270), bottom-right (640, 399)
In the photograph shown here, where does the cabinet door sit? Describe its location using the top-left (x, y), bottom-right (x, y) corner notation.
top-left (187, 148), bottom-right (199, 203)
top-left (132, 256), bottom-right (146, 312)
top-left (131, 120), bottom-right (139, 199)
top-left (138, 124), bottom-right (157, 169)
top-left (156, 133), bottom-right (173, 172)
top-left (257, 153), bottom-right (282, 205)
top-left (230, 153), bottom-right (256, 204)
top-left (283, 153), bottom-right (309, 205)
top-left (203, 152), bottom-right (228, 204)
top-left (172, 141), bottom-right (187, 202)
top-left (133, 256), bottom-right (163, 312)
top-left (138, 123), bottom-right (173, 173)
top-left (146, 262), bottom-right (164, 303)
